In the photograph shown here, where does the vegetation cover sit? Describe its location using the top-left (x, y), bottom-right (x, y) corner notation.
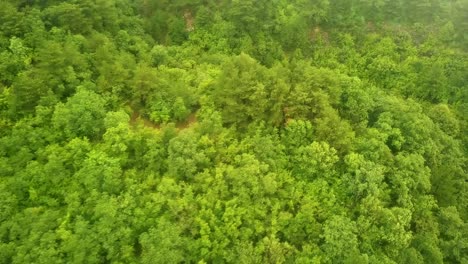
top-left (0, 0), bottom-right (467, 263)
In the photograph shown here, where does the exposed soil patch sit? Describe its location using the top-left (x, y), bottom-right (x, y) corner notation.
top-left (309, 26), bottom-right (329, 43)
top-left (176, 113), bottom-right (197, 129)
top-left (184, 10), bottom-right (195, 32)
top-left (129, 111), bottom-right (197, 131)
top-left (130, 111), bottom-right (161, 130)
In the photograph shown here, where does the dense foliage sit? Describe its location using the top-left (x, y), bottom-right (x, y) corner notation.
top-left (1, 0), bottom-right (467, 263)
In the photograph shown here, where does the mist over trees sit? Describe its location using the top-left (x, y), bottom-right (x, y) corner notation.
top-left (0, 0), bottom-right (467, 263)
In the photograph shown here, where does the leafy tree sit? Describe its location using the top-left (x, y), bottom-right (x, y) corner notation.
top-left (212, 53), bottom-right (276, 127)
top-left (52, 88), bottom-right (106, 139)
top-left (0, 1), bottom-right (466, 263)
top-left (140, 217), bottom-right (188, 263)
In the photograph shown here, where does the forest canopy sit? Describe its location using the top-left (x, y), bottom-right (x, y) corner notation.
top-left (0, 0), bottom-right (467, 263)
